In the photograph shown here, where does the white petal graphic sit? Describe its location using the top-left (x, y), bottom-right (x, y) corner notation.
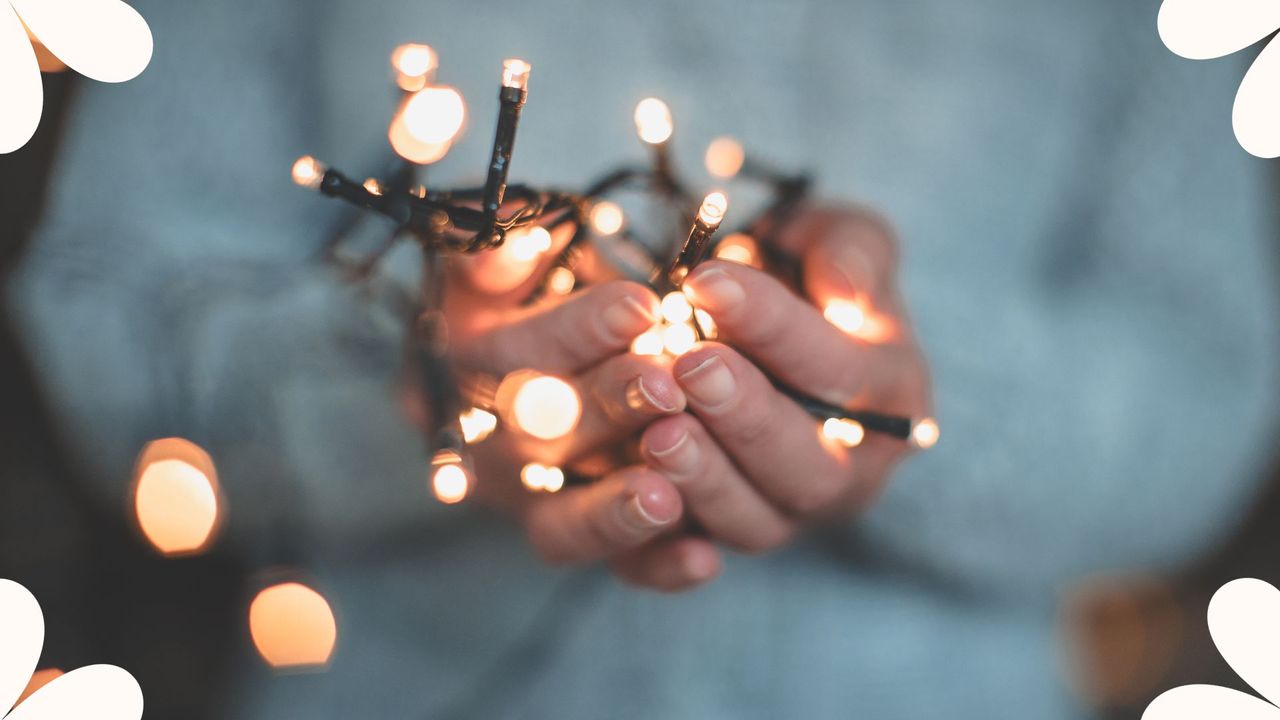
top-left (0, 2), bottom-right (42, 154)
top-left (0, 580), bottom-right (43, 716)
top-left (1143, 684), bottom-right (1280, 720)
top-left (6, 665), bottom-right (143, 720)
top-left (1158, 0), bottom-right (1280, 59)
top-left (10, 0), bottom-right (152, 83)
top-left (1233, 36), bottom-right (1280, 158)
top-left (1207, 579), bottom-right (1280, 705)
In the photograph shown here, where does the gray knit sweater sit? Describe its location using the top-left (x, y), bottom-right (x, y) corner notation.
top-left (10, 0), bottom-right (1279, 717)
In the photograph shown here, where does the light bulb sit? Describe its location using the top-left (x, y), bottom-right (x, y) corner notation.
top-left (698, 192), bottom-right (728, 226)
top-left (502, 58), bottom-right (532, 90)
top-left (506, 373), bottom-right (582, 440)
top-left (911, 417), bottom-right (940, 449)
top-left (459, 407), bottom-right (498, 443)
top-left (391, 43), bottom-right (437, 91)
top-left (634, 97), bottom-right (673, 145)
top-left (823, 300), bottom-right (867, 335)
top-left (521, 463), bottom-right (565, 493)
top-left (291, 156), bottom-right (325, 190)
top-left (507, 226), bottom-right (552, 262)
top-left (631, 328), bottom-right (664, 356)
top-left (400, 86), bottom-right (466, 145)
top-left (705, 136), bottom-right (745, 178)
top-left (660, 292), bottom-right (694, 324)
top-left (389, 112), bottom-right (453, 164)
top-left (547, 266), bottom-right (576, 296)
top-left (431, 450), bottom-right (470, 504)
top-left (662, 322), bottom-right (698, 356)
top-left (822, 418), bottom-right (865, 448)
top-left (589, 201), bottom-right (624, 235)
top-left (363, 178), bottom-right (383, 196)
top-left (248, 582), bottom-right (337, 670)
top-left (714, 233), bottom-right (760, 267)
top-left (132, 438), bottom-right (220, 556)
top-left (693, 308), bottom-right (718, 338)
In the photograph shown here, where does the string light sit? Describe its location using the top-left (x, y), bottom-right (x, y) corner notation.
top-left (661, 322), bottom-right (698, 356)
top-left (633, 97), bottom-right (673, 145)
top-left (631, 328), bottom-right (665, 356)
top-left (660, 291), bottom-right (694, 324)
top-left (589, 201), bottom-right (625, 235)
top-left (705, 136), bottom-right (745, 178)
top-left (400, 86), bottom-right (467, 145)
top-left (501, 58), bottom-right (532, 90)
top-left (911, 417), bottom-right (941, 449)
top-left (698, 191), bottom-right (728, 225)
top-left (431, 449), bottom-right (471, 504)
top-left (713, 232), bottom-right (761, 267)
top-left (363, 178), bottom-right (383, 196)
top-left (507, 226), bottom-right (552, 262)
top-left (693, 308), bottom-right (717, 338)
top-left (458, 407), bottom-right (498, 443)
top-left (520, 463), bottom-right (566, 493)
top-left (132, 438), bottom-right (221, 556)
top-left (823, 299), bottom-right (867, 335)
top-left (391, 43), bottom-right (438, 91)
top-left (248, 582), bottom-right (338, 670)
top-left (291, 155), bottom-right (325, 190)
top-left (822, 418), bottom-right (866, 448)
top-left (546, 266), bottom-right (576, 295)
top-left (663, 191), bottom-right (729, 289)
top-left (501, 372), bottom-right (582, 441)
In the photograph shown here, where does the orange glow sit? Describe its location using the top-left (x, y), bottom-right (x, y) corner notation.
top-left (503, 373), bottom-right (582, 440)
top-left (399, 86), bottom-right (466, 145)
top-left (459, 408), bottom-right (497, 444)
top-left (714, 233), bottom-right (760, 267)
top-left (362, 178), bottom-right (383, 196)
top-left (698, 192), bottom-right (728, 226)
top-left (249, 582), bottom-right (337, 670)
top-left (16, 668), bottom-right (63, 706)
top-left (521, 463), bottom-right (566, 493)
top-left (705, 136), bottom-right (745, 178)
top-left (502, 58), bottom-right (532, 90)
top-left (546, 266), bottom-right (576, 296)
top-left (630, 328), bottom-right (664, 356)
top-left (507, 226), bottom-right (552, 262)
top-left (911, 418), bottom-right (940, 449)
top-left (589, 201), bottom-right (624, 235)
top-left (388, 113), bottom-right (453, 164)
top-left (634, 98), bottom-right (673, 145)
top-left (391, 43), bottom-right (437, 91)
top-left (662, 322), bottom-right (698, 356)
top-left (693, 308), bottom-right (718, 339)
top-left (822, 418), bottom-right (865, 448)
top-left (133, 438), bottom-right (221, 556)
top-left (431, 450), bottom-right (470, 504)
top-left (823, 299), bottom-right (866, 334)
top-left (660, 292), bottom-right (693, 324)
top-left (291, 156), bottom-right (325, 190)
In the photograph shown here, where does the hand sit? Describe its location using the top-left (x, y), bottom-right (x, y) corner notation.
top-left (633, 207), bottom-right (932, 568)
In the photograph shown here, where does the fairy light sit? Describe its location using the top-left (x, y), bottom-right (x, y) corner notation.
top-left (502, 372), bottom-right (582, 441)
top-left (705, 136), bottom-right (745, 178)
top-left (502, 58), bottom-right (532, 90)
top-left (634, 98), bottom-right (673, 145)
top-left (391, 43), bottom-right (438, 91)
top-left (698, 192), bottom-right (728, 225)
top-left (660, 292), bottom-right (694, 324)
top-left (911, 417), bottom-right (940, 449)
top-left (546, 266), bottom-right (576, 295)
top-left (400, 86), bottom-right (467, 145)
top-left (714, 232), bottom-right (761, 267)
top-left (631, 328), bottom-right (665, 356)
top-left (132, 438), bottom-right (221, 556)
top-left (248, 582), bottom-right (338, 670)
top-left (823, 299), bottom-right (867, 335)
top-left (661, 322), bottom-right (698, 356)
top-left (363, 178), bottom-right (383, 196)
top-left (520, 463), bottom-right (566, 493)
top-left (430, 449), bottom-right (471, 504)
top-left (822, 417), bottom-right (866, 448)
top-left (507, 226), bottom-right (552, 262)
top-left (458, 407), bottom-right (498, 443)
top-left (291, 156), bottom-right (325, 190)
top-left (664, 192), bottom-right (729, 289)
top-left (589, 201), bottom-right (625, 235)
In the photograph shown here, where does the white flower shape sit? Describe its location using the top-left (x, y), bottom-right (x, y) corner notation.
top-left (0, 0), bottom-right (151, 153)
top-left (0, 579), bottom-right (142, 719)
top-left (1144, 578), bottom-right (1280, 719)
top-left (1158, 0), bottom-right (1280, 158)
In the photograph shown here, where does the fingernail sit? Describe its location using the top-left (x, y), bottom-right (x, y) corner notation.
top-left (625, 493), bottom-right (673, 530)
top-left (645, 431), bottom-right (698, 474)
top-left (602, 296), bottom-right (656, 341)
top-left (684, 268), bottom-right (745, 313)
top-left (626, 376), bottom-right (680, 413)
top-left (676, 355), bottom-right (737, 408)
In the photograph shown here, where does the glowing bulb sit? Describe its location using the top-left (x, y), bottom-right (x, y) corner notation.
top-left (705, 136), bottom-right (745, 178)
top-left (363, 178), bottom-right (383, 196)
top-left (391, 43), bottom-right (437, 91)
top-left (389, 111), bottom-right (453, 164)
top-left (634, 97), bottom-right (673, 145)
top-left (459, 407), bottom-right (498, 443)
top-left (248, 582), bottom-right (337, 670)
top-left (508, 374), bottom-right (582, 440)
top-left (631, 328), bottom-right (664, 356)
top-left (698, 192), bottom-right (728, 226)
top-left (714, 233), bottom-right (760, 267)
top-left (822, 418), bottom-right (865, 448)
top-left (547, 266), bottom-right (576, 296)
top-left (502, 58), bottom-right (532, 90)
top-left (133, 438), bottom-right (220, 556)
top-left (400, 86), bottom-right (466, 145)
top-left (661, 292), bottom-right (694, 324)
top-left (911, 417), bottom-right (940, 449)
top-left (291, 156), bottom-right (325, 190)
top-left (823, 299), bottom-right (867, 335)
top-left (662, 323), bottom-right (698, 356)
top-left (694, 308), bottom-right (718, 338)
top-left (431, 450), bottom-right (470, 504)
top-left (507, 226), bottom-right (552, 262)
top-left (521, 463), bottom-right (566, 493)
top-left (589, 201), bottom-right (624, 235)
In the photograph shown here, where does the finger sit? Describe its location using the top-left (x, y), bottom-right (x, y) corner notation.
top-left (673, 343), bottom-right (875, 518)
top-left (525, 466), bottom-right (682, 565)
top-left (456, 280), bottom-right (658, 377)
top-left (801, 218), bottom-right (905, 345)
top-left (640, 414), bottom-right (795, 553)
top-left (774, 205), bottom-right (897, 265)
top-left (610, 535), bottom-right (722, 592)
top-left (683, 260), bottom-right (905, 409)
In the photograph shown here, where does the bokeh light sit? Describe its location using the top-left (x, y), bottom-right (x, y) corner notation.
top-left (248, 582), bottom-right (338, 670)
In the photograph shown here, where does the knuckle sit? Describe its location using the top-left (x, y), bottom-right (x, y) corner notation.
top-left (721, 399), bottom-right (779, 448)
